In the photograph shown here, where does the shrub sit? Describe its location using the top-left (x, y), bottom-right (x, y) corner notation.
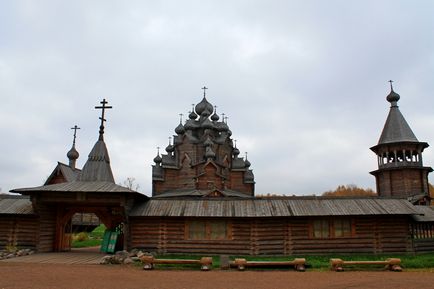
top-left (75, 232), bottom-right (89, 242)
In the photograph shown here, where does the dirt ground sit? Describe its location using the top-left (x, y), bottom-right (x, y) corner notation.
top-left (1, 263), bottom-right (434, 289)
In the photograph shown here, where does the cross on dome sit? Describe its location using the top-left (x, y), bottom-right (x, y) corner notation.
top-left (71, 125), bottom-right (80, 146)
top-left (202, 86), bottom-right (208, 97)
top-left (95, 99), bottom-right (112, 140)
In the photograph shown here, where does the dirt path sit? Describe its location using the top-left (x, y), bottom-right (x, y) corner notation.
top-left (1, 263), bottom-right (434, 289)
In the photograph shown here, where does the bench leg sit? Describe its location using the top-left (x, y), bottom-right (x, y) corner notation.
top-left (295, 264), bottom-right (306, 272)
top-left (332, 265), bottom-right (344, 272)
top-left (389, 264), bottom-right (402, 272)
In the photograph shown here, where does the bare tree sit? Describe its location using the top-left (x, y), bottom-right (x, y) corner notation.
top-left (123, 177), bottom-right (140, 191)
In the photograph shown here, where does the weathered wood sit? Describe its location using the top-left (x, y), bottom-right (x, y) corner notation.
top-left (129, 215), bottom-right (415, 256)
top-left (330, 258), bottom-right (402, 272)
top-left (139, 255), bottom-right (213, 271)
top-left (230, 258), bottom-right (306, 271)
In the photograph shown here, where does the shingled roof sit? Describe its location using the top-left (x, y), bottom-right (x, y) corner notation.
top-left (377, 87), bottom-right (418, 145)
top-left (78, 140), bottom-right (114, 182)
top-left (129, 197), bottom-right (420, 217)
top-left (44, 162), bottom-right (81, 185)
top-left (0, 195), bottom-right (34, 215)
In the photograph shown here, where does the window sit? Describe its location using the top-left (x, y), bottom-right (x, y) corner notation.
top-left (334, 219), bottom-right (352, 238)
top-left (313, 220), bottom-right (330, 238)
top-left (187, 220), bottom-right (230, 240)
top-left (311, 218), bottom-right (353, 238)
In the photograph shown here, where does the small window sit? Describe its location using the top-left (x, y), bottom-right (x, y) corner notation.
top-left (334, 219), bottom-right (352, 238)
top-left (313, 220), bottom-right (330, 238)
top-left (188, 221), bottom-right (206, 240)
top-left (311, 218), bottom-right (354, 239)
top-left (186, 220), bottom-right (230, 240)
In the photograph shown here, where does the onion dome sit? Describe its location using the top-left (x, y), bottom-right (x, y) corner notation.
top-left (387, 90), bottom-right (400, 107)
top-left (175, 123), bottom-right (185, 134)
top-left (227, 129), bottom-right (232, 136)
top-left (153, 154), bottom-right (162, 164)
top-left (67, 146), bottom-right (79, 161)
top-left (189, 111), bottom-right (197, 120)
top-left (386, 80), bottom-right (400, 107)
top-left (244, 152), bottom-right (251, 168)
top-left (153, 147), bottom-right (162, 164)
top-left (245, 159), bottom-right (251, 168)
top-left (201, 118), bottom-right (214, 129)
top-left (195, 97), bottom-right (214, 115)
top-left (166, 144), bottom-right (174, 153)
top-left (166, 137), bottom-right (175, 153)
top-left (211, 106), bottom-right (219, 121)
top-left (233, 145), bottom-right (240, 157)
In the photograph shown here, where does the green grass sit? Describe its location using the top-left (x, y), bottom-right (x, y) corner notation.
top-left (72, 239), bottom-right (102, 248)
top-left (71, 224), bottom-right (106, 248)
top-left (145, 253), bottom-right (434, 271)
top-left (89, 224), bottom-right (106, 238)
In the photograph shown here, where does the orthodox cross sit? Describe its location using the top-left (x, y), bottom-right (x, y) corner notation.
top-left (245, 152), bottom-right (248, 160)
top-left (202, 86), bottom-right (208, 97)
top-left (95, 98), bottom-right (112, 140)
top-left (157, 146), bottom-right (160, 155)
top-left (71, 125), bottom-right (80, 146)
top-left (168, 136), bottom-right (172, 145)
top-left (221, 113), bottom-right (225, 122)
top-left (179, 113), bottom-right (183, 123)
top-left (388, 80), bottom-right (394, 90)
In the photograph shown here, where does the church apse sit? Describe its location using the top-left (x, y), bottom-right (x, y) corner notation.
top-left (152, 87), bottom-right (255, 198)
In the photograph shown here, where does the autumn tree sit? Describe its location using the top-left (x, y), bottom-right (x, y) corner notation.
top-left (322, 184), bottom-right (377, 197)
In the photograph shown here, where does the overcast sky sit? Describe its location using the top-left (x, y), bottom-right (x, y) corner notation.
top-left (1, 1), bottom-right (433, 196)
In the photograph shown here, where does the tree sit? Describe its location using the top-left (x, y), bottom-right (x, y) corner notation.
top-left (122, 177), bottom-right (140, 191)
top-left (322, 184), bottom-right (377, 197)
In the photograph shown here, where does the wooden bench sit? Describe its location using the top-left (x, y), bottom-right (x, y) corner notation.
top-left (230, 258), bottom-right (306, 271)
top-left (330, 258), bottom-right (402, 272)
top-left (139, 255), bottom-right (213, 271)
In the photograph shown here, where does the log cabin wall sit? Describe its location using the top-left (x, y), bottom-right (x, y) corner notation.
top-left (129, 215), bottom-right (414, 255)
top-left (0, 215), bottom-right (39, 250)
top-left (35, 204), bottom-right (57, 252)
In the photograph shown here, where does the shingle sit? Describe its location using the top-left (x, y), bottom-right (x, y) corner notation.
top-left (129, 197), bottom-right (420, 217)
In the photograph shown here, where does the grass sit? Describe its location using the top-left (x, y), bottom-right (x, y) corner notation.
top-left (147, 253), bottom-right (434, 271)
top-left (72, 239), bottom-right (102, 248)
top-left (71, 224), bottom-right (106, 248)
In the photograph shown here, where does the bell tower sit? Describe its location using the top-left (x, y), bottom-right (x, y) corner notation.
top-left (370, 82), bottom-right (432, 203)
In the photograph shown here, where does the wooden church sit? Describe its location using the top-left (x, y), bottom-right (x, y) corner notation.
top-left (1, 84), bottom-right (433, 255)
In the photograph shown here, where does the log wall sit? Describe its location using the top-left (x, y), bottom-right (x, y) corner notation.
top-left (129, 215), bottom-right (414, 255)
top-left (0, 215), bottom-right (39, 249)
top-left (36, 204), bottom-right (57, 252)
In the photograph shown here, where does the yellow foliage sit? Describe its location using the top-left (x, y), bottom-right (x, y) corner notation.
top-left (322, 184), bottom-right (377, 197)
